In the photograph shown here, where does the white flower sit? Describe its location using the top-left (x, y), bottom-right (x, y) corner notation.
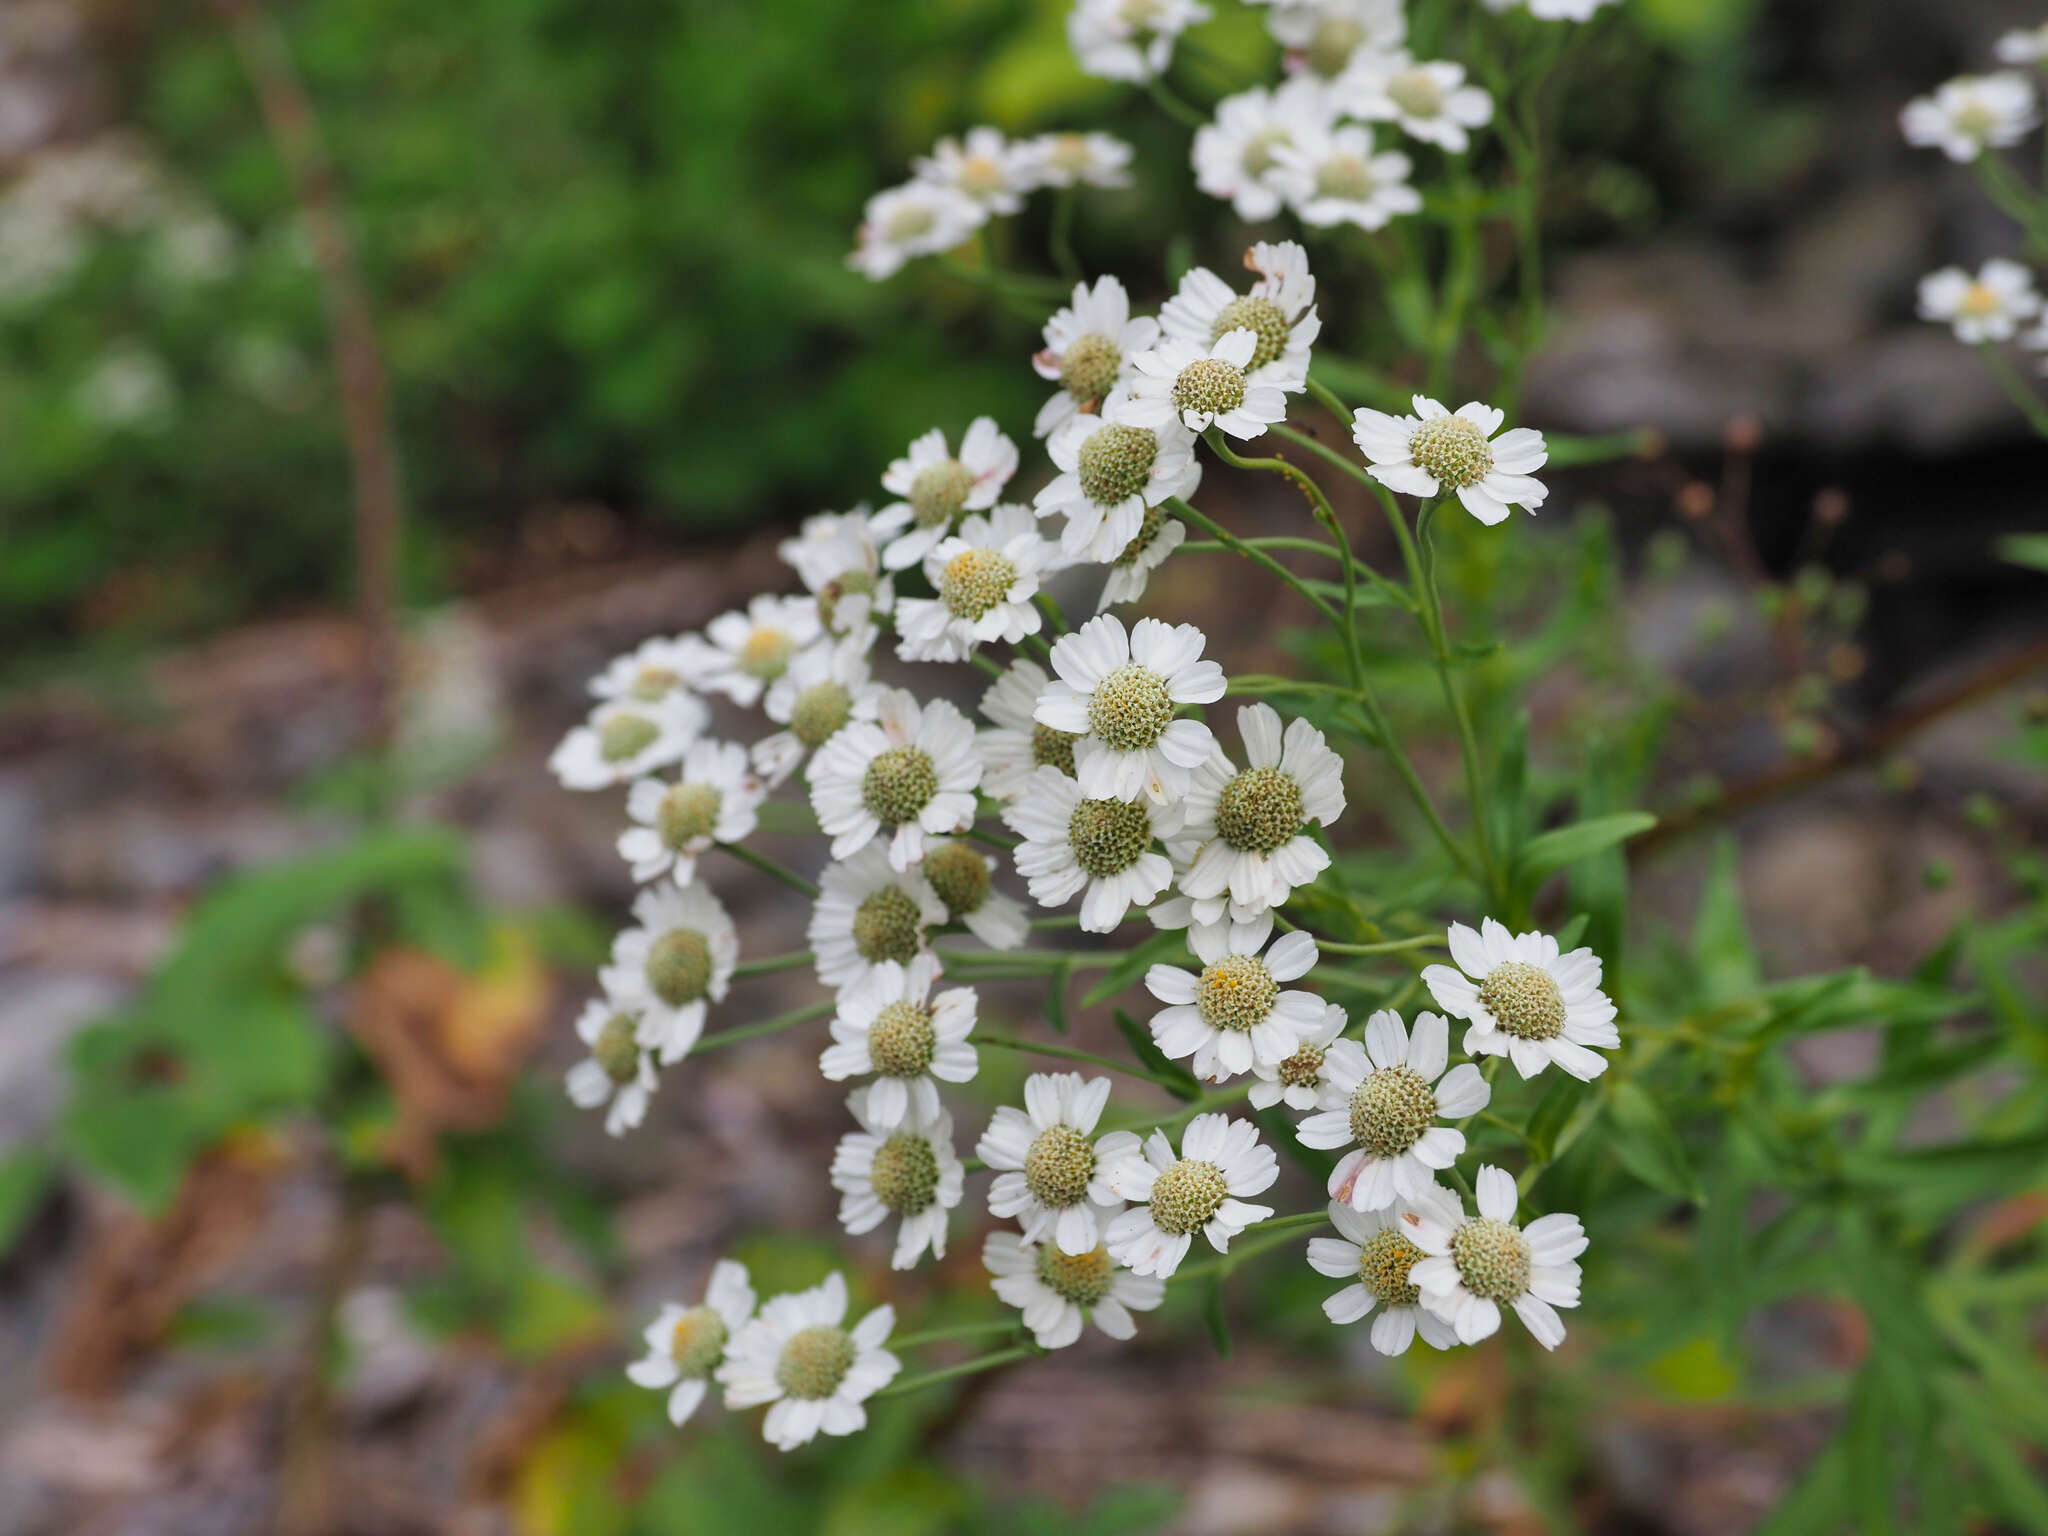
top-left (1488, 0), bottom-right (1622, 18)
top-left (716, 1272), bottom-right (899, 1450)
top-left (1900, 72), bottom-right (2040, 162)
top-left (1405, 1166), bottom-right (1585, 1349)
top-left (778, 507), bottom-right (896, 637)
top-left (690, 594), bottom-right (824, 709)
top-left (1003, 764), bottom-right (1181, 932)
top-left (1265, 0), bottom-right (1404, 77)
top-left (1917, 259), bottom-right (2042, 344)
top-left (1103, 1113), bottom-right (1278, 1278)
top-left (754, 628), bottom-right (885, 788)
top-left (564, 998), bottom-right (659, 1136)
top-left (1997, 25), bottom-right (2048, 65)
top-left (1158, 240), bottom-right (1320, 396)
top-left (1096, 503), bottom-right (1186, 612)
top-left (589, 635), bottom-right (695, 704)
top-left (808, 686), bottom-right (981, 870)
top-left (914, 126), bottom-right (1040, 215)
top-left (1268, 120), bottom-right (1420, 231)
top-left (1145, 926), bottom-right (1324, 1082)
top-left (1193, 76), bottom-right (1335, 220)
top-left (1249, 1000), bottom-right (1347, 1110)
top-left (819, 953), bottom-right (978, 1130)
top-left (848, 181), bottom-right (984, 281)
top-left (1125, 330), bottom-right (1289, 440)
top-left (1334, 51), bottom-right (1494, 152)
top-left (549, 692), bottom-right (707, 791)
top-left (873, 418), bottom-right (1020, 571)
top-left (1023, 131), bottom-right (1135, 189)
top-left (618, 739), bottom-right (766, 885)
top-left (1036, 613), bottom-right (1226, 804)
top-left (1297, 1010), bottom-right (1490, 1210)
top-left (920, 839), bottom-right (1030, 950)
top-left (1067, 0), bottom-right (1212, 83)
top-left (832, 1096), bottom-right (965, 1270)
top-left (808, 842), bottom-right (948, 993)
top-left (978, 1072), bottom-right (1140, 1253)
top-left (1307, 1194), bottom-right (1461, 1356)
top-left (1352, 395), bottom-right (1548, 525)
top-left (978, 658), bottom-right (1075, 802)
top-left (1031, 275), bottom-right (1161, 439)
top-left (1422, 918), bottom-right (1619, 1080)
top-left (1037, 403), bottom-right (1200, 562)
top-left (1173, 703), bottom-right (1345, 923)
top-left (984, 1231), bottom-right (1165, 1349)
top-left (625, 1260), bottom-right (757, 1424)
top-left (895, 505), bottom-right (1053, 662)
top-left (598, 882), bottom-right (739, 1062)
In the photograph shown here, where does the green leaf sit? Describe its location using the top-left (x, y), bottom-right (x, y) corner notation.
top-left (1750, 1434), bottom-right (1848, 1536)
top-left (1605, 1081), bottom-right (1704, 1203)
top-left (0, 1151), bottom-right (52, 1258)
top-left (1200, 1271), bottom-right (1232, 1357)
top-left (1845, 1133), bottom-right (2048, 1222)
top-left (1043, 955), bottom-right (1073, 1035)
top-left (1523, 1074), bottom-right (1588, 1161)
top-left (1693, 836), bottom-right (1759, 1004)
top-left (1997, 532), bottom-right (2048, 574)
top-left (1513, 811), bottom-right (1657, 891)
top-left (1111, 1010), bottom-right (1200, 1101)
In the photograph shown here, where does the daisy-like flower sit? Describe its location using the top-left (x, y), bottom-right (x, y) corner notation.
top-left (1004, 764), bottom-right (1181, 931)
top-left (1192, 76), bottom-right (1336, 221)
top-left (1406, 1166), bottom-right (1585, 1349)
top-left (1307, 1194), bottom-right (1461, 1356)
top-left (1103, 1113), bottom-right (1278, 1278)
top-left (819, 953), bottom-right (978, 1130)
top-left (690, 594), bottom-right (824, 709)
top-left (1487, 0), bottom-right (1622, 18)
top-left (598, 883), bottom-right (739, 1062)
top-left (626, 1260), bottom-right (756, 1425)
top-left (914, 127), bottom-right (1039, 216)
top-left (1352, 395), bottom-right (1548, 526)
top-left (1268, 120), bottom-right (1420, 231)
top-left (920, 838), bottom-right (1030, 950)
top-left (894, 504), bottom-right (1052, 663)
top-left (549, 692), bottom-right (707, 791)
top-left (564, 998), bottom-right (659, 1136)
top-left (1421, 918), bottom-right (1619, 1080)
top-left (1248, 999), bottom-right (1346, 1110)
top-left (778, 508), bottom-right (895, 638)
top-left (754, 628), bottom-right (885, 788)
top-left (848, 180), bottom-right (984, 281)
top-left (984, 1231), bottom-right (1165, 1349)
top-left (1145, 925), bottom-right (1323, 1082)
top-left (1900, 72), bottom-right (2040, 162)
top-left (1036, 613), bottom-right (1226, 804)
top-left (1297, 1010), bottom-right (1490, 1210)
top-left (808, 687), bottom-right (981, 870)
top-left (1158, 240), bottom-right (1320, 396)
top-left (977, 658), bottom-right (1079, 802)
top-left (1335, 51), bottom-right (1494, 152)
top-left (1067, 0), bottom-right (1212, 83)
top-left (1096, 502), bottom-right (1187, 612)
top-left (873, 419), bottom-right (1020, 572)
top-left (589, 635), bottom-right (696, 704)
top-left (978, 1072), bottom-right (1139, 1253)
top-left (715, 1272), bottom-right (899, 1451)
top-left (1024, 131), bottom-right (1135, 189)
top-left (832, 1096), bottom-right (965, 1270)
top-left (1037, 402), bottom-right (1201, 562)
top-left (808, 842), bottom-right (948, 992)
top-left (1997, 24), bottom-right (2048, 65)
top-left (1123, 328), bottom-right (1288, 440)
top-left (617, 739), bottom-right (766, 885)
top-left (1917, 259), bottom-right (2042, 344)
top-left (1031, 275), bottom-right (1160, 439)
top-left (1262, 0), bottom-right (1405, 78)
top-left (1175, 703), bottom-right (1345, 923)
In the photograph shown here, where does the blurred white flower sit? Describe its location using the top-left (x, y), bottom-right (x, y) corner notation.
top-left (1900, 72), bottom-right (2040, 162)
top-left (1918, 258), bottom-right (2042, 344)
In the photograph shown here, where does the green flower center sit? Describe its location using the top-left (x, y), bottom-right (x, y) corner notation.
top-left (868, 1000), bottom-right (936, 1078)
top-left (1306, 17), bottom-right (1367, 76)
top-left (1067, 797), bottom-right (1152, 879)
top-left (1314, 154), bottom-right (1376, 203)
top-left (1044, 134), bottom-right (1093, 176)
top-left (628, 666), bottom-right (678, 702)
top-left (791, 681), bottom-right (853, 749)
top-left (1276, 1041), bottom-right (1327, 1088)
top-left (1215, 765), bottom-right (1306, 854)
top-left (909, 459), bottom-right (975, 529)
top-left (658, 782), bottom-right (722, 849)
top-left (1348, 1065), bottom-right (1437, 1157)
top-left (1059, 333), bottom-right (1123, 405)
top-left (1032, 722), bottom-right (1080, 776)
top-left (1076, 423), bottom-right (1159, 507)
top-left (885, 203), bottom-right (936, 243)
top-left (646, 928), bottom-right (713, 1009)
top-left (1478, 960), bottom-right (1567, 1042)
top-left (1451, 1216), bottom-right (1532, 1303)
top-left (1954, 100), bottom-right (1998, 140)
top-left (1386, 68), bottom-right (1446, 120)
top-left (738, 628), bottom-right (793, 681)
top-left (1196, 954), bottom-right (1279, 1033)
top-left (1035, 1242), bottom-right (1115, 1306)
top-left (870, 1132), bottom-right (942, 1214)
top-left (1148, 1158), bottom-right (1229, 1236)
top-left (818, 568), bottom-right (876, 634)
top-left (862, 745), bottom-right (939, 827)
top-left (594, 1013), bottom-right (641, 1083)
top-left (599, 713), bottom-right (660, 763)
top-left (922, 840), bottom-right (990, 917)
top-left (668, 1305), bottom-right (728, 1377)
top-left (1115, 505), bottom-right (1169, 567)
top-left (1357, 1228), bottom-right (1425, 1307)
top-left (1171, 357), bottom-right (1247, 420)
top-left (852, 886), bottom-right (924, 965)
top-left (1023, 1124), bottom-right (1096, 1208)
top-left (1241, 126), bottom-right (1292, 179)
top-left (1087, 663), bottom-right (1173, 752)
top-left (1409, 414), bottom-right (1495, 491)
top-left (1209, 296), bottom-right (1291, 373)
top-left (775, 1325), bottom-right (856, 1399)
top-left (939, 548), bottom-right (1019, 621)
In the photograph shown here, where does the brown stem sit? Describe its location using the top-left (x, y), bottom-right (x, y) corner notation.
top-left (276, 1178), bottom-right (367, 1536)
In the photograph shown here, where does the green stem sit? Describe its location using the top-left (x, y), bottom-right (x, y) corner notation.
top-left (1144, 75), bottom-right (1206, 129)
top-left (1305, 374), bottom-right (1353, 420)
top-left (1049, 186), bottom-right (1081, 284)
top-left (1179, 535), bottom-right (1346, 559)
top-left (890, 1317), bottom-right (1024, 1350)
top-left (689, 997), bottom-right (835, 1054)
top-left (873, 1345), bottom-right (1037, 1400)
top-left (1166, 497), bottom-right (1350, 638)
top-left (1307, 933), bottom-right (1446, 957)
top-left (1170, 1210), bottom-right (1329, 1282)
top-left (1981, 342), bottom-right (2048, 438)
top-left (973, 1032), bottom-right (1179, 1085)
top-left (719, 841), bottom-right (819, 898)
top-left (730, 949), bottom-right (815, 978)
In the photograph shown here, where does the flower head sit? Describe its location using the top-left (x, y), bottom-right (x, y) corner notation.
top-left (1159, 241), bottom-right (1320, 394)
top-left (849, 181), bottom-right (984, 281)
top-left (1173, 703), bottom-right (1345, 923)
top-left (716, 1272), bottom-right (900, 1450)
top-left (1268, 120), bottom-right (1420, 230)
top-left (627, 1260), bottom-right (756, 1424)
top-left (1296, 1010), bottom-right (1490, 1209)
top-left (1102, 1113), bottom-right (1278, 1278)
top-left (1422, 918), bottom-right (1618, 1080)
top-left (1334, 51), bottom-right (1494, 152)
top-left (1038, 405), bottom-right (1201, 563)
top-left (832, 1095), bottom-right (965, 1269)
top-left (690, 594), bottom-right (824, 709)
top-left (618, 738), bottom-right (766, 886)
top-left (1004, 764), bottom-right (1182, 932)
top-left (778, 508), bottom-right (896, 638)
top-left (1997, 24), bottom-right (2048, 65)
top-left (1306, 1193), bottom-right (1461, 1355)
top-left (921, 838), bottom-right (1030, 950)
top-left (819, 952), bottom-right (978, 1130)
top-left (1192, 76), bottom-right (1336, 220)
top-left (1095, 502), bottom-right (1187, 613)
top-left (564, 998), bottom-right (660, 1136)
top-left (895, 504), bottom-right (1054, 662)
top-left (549, 692), bottom-right (707, 791)
top-left (978, 658), bottom-right (1078, 803)
top-left (874, 419), bottom-right (1020, 571)
top-left (1900, 72), bottom-right (2039, 162)
top-left (598, 882), bottom-right (739, 1062)
top-left (1352, 395), bottom-right (1548, 525)
top-left (755, 628), bottom-right (885, 788)
top-left (977, 1072), bottom-right (1139, 1253)
top-left (984, 1231), bottom-right (1165, 1349)
top-left (1023, 131), bottom-right (1135, 189)
top-left (1918, 259), bottom-right (2042, 345)
top-left (1261, 0), bottom-right (1405, 77)
top-left (808, 842), bottom-right (948, 992)
top-left (1067, 0), bottom-right (1212, 83)
top-left (1032, 275), bottom-right (1162, 439)
top-left (1035, 613), bottom-right (1227, 804)
top-left (808, 686), bottom-right (981, 870)
top-left (1121, 329), bottom-right (1291, 439)
top-left (1405, 1165), bottom-right (1586, 1349)
top-left (588, 635), bottom-right (695, 705)
top-left (1145, 925), bottom-right (1325, 1082)
top-left (1248, 999), bottom-right (1346, 1110)
top-left (914, 127), bottom-right (1039, 215)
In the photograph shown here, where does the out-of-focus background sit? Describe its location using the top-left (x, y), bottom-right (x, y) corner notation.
top-left (0, 0), bottom-right (2044, 1533)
